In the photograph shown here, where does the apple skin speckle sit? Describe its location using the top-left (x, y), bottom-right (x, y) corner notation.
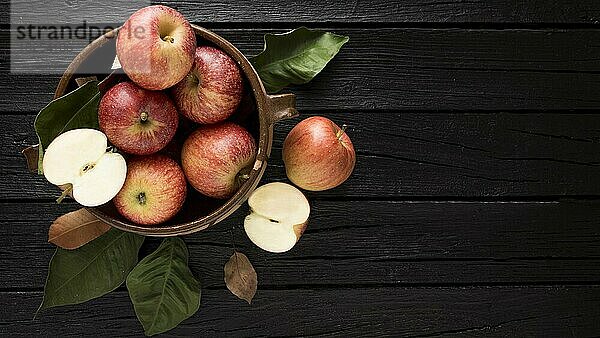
top-left (113, 154), bottom-right (187, 225)
top-left (181, 122), bottom-right (256, 199)
top-left (283, 116), bottom-right (356, 191)
top-left (99, 81), bottom-right (179, 155)
top-left (171, 46), bottom-right (243, 124)
top-left (116, 5), bottom-right (196, 90)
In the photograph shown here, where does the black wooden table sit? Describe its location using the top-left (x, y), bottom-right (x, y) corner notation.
top-left (2, 1), bottom-right (600, 336)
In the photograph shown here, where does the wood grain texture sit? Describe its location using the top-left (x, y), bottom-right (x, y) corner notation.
top-left (4, 0), bottom-right (600, 24)
top-left (4, 28), bottom-right (600, 112)
top-left (3, 113), bottom-right (600, 200)
top-left (4, 1), bottom-right (600, 335)
top-left (2, 287), bottom-right (600, 336)
top-left (2, 200), bottom-right (600, 289)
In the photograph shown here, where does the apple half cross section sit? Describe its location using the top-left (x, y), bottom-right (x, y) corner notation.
top-left (244, 182), bottom-right (310, 253)
top-left (42, 129), bottom-right (127, 207)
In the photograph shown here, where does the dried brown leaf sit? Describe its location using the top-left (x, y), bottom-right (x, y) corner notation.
top-left (21, 145), bottom-right (39, 173)
top-left (224, 251), bottom-right (257, 304)
top-left (75, 76), bottom-right (98, 87)
top-left (49, 208), bottom-right (111, 249)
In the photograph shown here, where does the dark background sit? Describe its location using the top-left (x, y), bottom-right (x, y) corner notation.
top-left (2, 0), bottom-right (600, 336)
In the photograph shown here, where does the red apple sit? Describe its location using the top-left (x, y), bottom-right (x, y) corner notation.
top-left (171, 46), bottom-right (243, 124)
top-left (114, 155), bottom-right (187, 225)
top-left (116, 5), bottom-right (196, 90)
top-left (282, 116), bottom-right (355, 191)
top-left (99, 81), bottom-right (178, 155)
top-left (181, 122), bottom-right (256, 199)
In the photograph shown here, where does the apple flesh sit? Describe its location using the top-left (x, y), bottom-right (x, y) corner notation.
top-left (113, 155), bottom-right (186, 225)
top-left (42, 129), bottom-right (127, 207)
top-left (283, 116), bottom-right (355, 191)
top-left (99, 81), bottom-right (178, 155)
top-left (181, 122), bottom-right (256, 199)
top-left (171, 46), bottom-right (243, 124)
top-left (116, 5), bottom-right (196, 90)
top-left (244, 182), bottom-right (310, 253)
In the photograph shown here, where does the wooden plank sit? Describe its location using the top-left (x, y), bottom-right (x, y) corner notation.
top-left (2, 200), bottom-right (600, 289)
top-left (3, 113), bottom-right (600, 200)
top-left (4, 28), bottom-right (600, 112)
top-left (2, 286), bottom-right (600, 336)
top-left (4, 0), bottom-right (600, 24)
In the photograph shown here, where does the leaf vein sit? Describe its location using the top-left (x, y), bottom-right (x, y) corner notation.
top-left (49, 231), bottom-right (126, 296)
top-left (147, 240), bottom-right (176, 334)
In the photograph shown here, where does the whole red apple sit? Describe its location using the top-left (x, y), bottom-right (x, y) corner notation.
top-left (283, 116), bottom-right (355, 191)
top-left (99, 81), bottom-right (178, 155)
top-left (114, 155), bottom-right (187, 225)
top-left (116, 5), bottom-right (196, 90)
top-left (171, 46), bottom-right (243, 124)
top-left (181, 122), bottom-right (256, 199)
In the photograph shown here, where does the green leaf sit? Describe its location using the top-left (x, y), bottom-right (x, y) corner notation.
top-left (40, 228), bottom-right (144, 310)
top-left (34, 80), bottom-right (101, 166)
top-left (127, 237), bottom-right (201, 336)
top-left (250, 27), bottom-right (349, 93)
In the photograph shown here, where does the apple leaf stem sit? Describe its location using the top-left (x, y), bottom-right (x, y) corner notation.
top-left (336, 124), bottom-right (348, 141)
top-left (56, 185), bottom-right (73, 204)
top-left (162, 35), bottom-right (175, 43)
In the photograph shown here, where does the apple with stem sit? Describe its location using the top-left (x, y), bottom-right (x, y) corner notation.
top-left (116, 5), bottom-right (196, 90)
top-left (42, 129), bottom-right (127, 207)
top-left (171, 46), bottom-right (243, 124)
top-left (181, 122), bottom-right (256, 199)
top-left (283, 116), bottom-right (355, 191)
top-left (113, 155), bottom-right (186, 225)
top-left (244, 182), bottom-right (310, 253)
top-left (99, 81), bottom-right (178, 155)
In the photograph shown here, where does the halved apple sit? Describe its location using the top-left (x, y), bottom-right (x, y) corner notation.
top-left (244, 182), bottom-right (310, 253)
top-left (42, 129), bottom-right (127, 207)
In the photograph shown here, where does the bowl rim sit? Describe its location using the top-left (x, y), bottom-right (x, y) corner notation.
top-left (53, 24), bottom-right (283, 236)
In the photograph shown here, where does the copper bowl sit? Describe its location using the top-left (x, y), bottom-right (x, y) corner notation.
top-left (53, 25), bottom-right (298, 236)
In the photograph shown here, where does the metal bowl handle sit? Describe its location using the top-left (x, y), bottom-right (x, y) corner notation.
top-left (266, 93), bottom-right (299, 125)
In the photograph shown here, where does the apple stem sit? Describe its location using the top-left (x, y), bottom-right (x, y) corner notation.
top-left (137, 192), bottom-right (147, 205)
top-left (162, 35), bottom-right (175, 43)
top-left (237, 167), bottom-right (252, 184)
top-left (336, 124), bottom-right (348, 141)
top-left (140, 112), bottom-right (149, 123)
top-left (56, 185), bottom-right (72, 204)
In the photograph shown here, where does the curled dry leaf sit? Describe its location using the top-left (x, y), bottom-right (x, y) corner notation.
top-left (224, 251), bottom-right (257, 304)
top-left (75, 76), bottom-right (98, 87)
top-left (21, 145), bottom-right (39, 173)
top-left (49, 208), bottom-right (111, 249)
